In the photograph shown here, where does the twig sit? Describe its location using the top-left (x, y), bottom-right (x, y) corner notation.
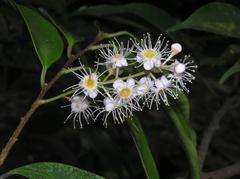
top-left (202, 162), bottom-right (240, 179)
top-left (0, 172), bottom-right (13, 179)
top-left (0, 34), bottom-right (103, 167)
top-left (198, 94), bottom-right (240, 169)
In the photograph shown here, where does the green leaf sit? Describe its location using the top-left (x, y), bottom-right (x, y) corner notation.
top-left (11, 162), bottom-right (105, 179)
top-left (167, 93), bottom-right (196, 146)
top-left (72, 3), bottom-right (175, 31)
top-left (167, 2), bottom-right (240, 38)
top-left (127, 116), bottom-right (160, 179)
top-left (220, 60), bottom-right (240, 84)
top-left (15, 3), bottom-right (64, 69)
top-left (165, 93), bottom-right (200, 179)
top-left (39, 8), bottom-right (81, 47)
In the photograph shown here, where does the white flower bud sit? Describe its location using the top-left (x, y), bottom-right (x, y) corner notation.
top-left (174, 63), bottom-right (186, 74)
top-left (171, 43), bottom-right (182, 56)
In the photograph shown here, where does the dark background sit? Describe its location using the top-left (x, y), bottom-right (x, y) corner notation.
top-left (0, 0), bottom-right (240, 178)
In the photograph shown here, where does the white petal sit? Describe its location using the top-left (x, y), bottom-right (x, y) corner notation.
top-left (143, 61), bottom-right (154, 70)
top-left (127, 78), bottom-right (135, 88)
top-left (155, 79), bottom-right (164, 89)
top-left (113, 79), bottom-right (124, 90)
top-left (139, 77), bottom-right (147, 84)
top-left (136, 54), bottom-right (143, 62)
top-left (161, 76), bottom-right (171, 87)
top-left (104, 97), bottom-right (112, 105)
top-left (72, 96), bottom-right (80, 102)
top-left (154, 59), bottom-right (161, 67)
top-left (120, 59), bottom-right (128, 66)
top-left (91, 73), bottom-right (98, 80)
top-left (136, 85), bottom-right (147, 95)
top-left (115, 60), bottom-right (123, 67)
top-left (88, 90), bottom-right (98, 98)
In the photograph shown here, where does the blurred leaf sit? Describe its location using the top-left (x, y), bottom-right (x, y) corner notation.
top-left (72, 3), bottom-right (175, 31)
top-left (11, 162), bottom-right (105, 179)
top-left (128, 116), bottom-right (160, 179)
top-left (39, 8), bottom-right (82, 47)
top-left (166, 93), bottom-right (200, 179)
top-left (166, 93), bottom-right (196, 146)
top-left (167, 2), bottom-right (240, 38)
top-left (13, 2), bottom-right (64, 70)
top-left (177, 93), bottom-right (190, 121)
top-left (220, 60), bottom-right (240, 84)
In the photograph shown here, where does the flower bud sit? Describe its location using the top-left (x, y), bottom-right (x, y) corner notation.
top-left (171, 43), bottom-right (182, 56)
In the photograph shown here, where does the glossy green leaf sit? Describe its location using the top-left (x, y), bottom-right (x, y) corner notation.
top-left (11, 162), bottom-right (105, 179)
top-left (167, 93), bottom-right (196, 146)
top-left (127, 116), bottom-right (160, 179)
top-left (15, 3), bottom-right (64, 69)
top-left (220, 60), bottom-right (240, 84)
top-left (72, 3), bottom-right (175, 31)
top-left (166, 93), bottom-right (200, 179)
top-left (167, 2), bottom-right (240, 38)
top-left (39, 8), bottom-right (81, 46)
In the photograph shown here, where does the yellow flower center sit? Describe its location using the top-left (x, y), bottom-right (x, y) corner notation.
top-left (119, 87), bottom-right (132, 98)
top-left (143, 49), bottom-right (157, 59)
top-left (84, 76), bottom-right (96, 89)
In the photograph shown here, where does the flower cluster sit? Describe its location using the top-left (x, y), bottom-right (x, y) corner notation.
top-left (64, 33), bottom-right (197, 128)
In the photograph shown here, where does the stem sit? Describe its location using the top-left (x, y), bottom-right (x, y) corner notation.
top-left (40, 89), bottom-right (75, 104)
top-left (67, 44), bottom-right (73, 59)
top-left (0, 30), bottom-right (137, 166)
top-left (149, 73), bottom-right (156, 80)
top-left (88, 43), bottom-right (113, 51)
top-left (198, 96), bottom-right (240, 169)
top-left (40, 68), bottom-right (47, 87)
top-left (103, 72), bottom-right (112, 81)
top-left (102, 30), bottom-right (135, 39)
top-left (0, 34), bottom-right (103, 167)
top-left (202, 162), bottom-right (240, 179)
top-left (127, 116), bottom-right (160, 179)
top-left (60, 66), bottom-right (84, 75)
top-left (115, 68), bottom-right (119, 79)
top-left (0, 93), bottom-right (43, 167)
top-left (168, 110), bottom-right (201, 179)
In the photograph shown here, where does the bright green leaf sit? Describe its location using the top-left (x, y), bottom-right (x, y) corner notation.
top-left (220, 60), bottom-right (240, 84)
top-left (166, 93), bottom-right (196, 146)
top-left (165, 94), bottom-right (200, 179)
top-left (72, 3), bottom-right (175, 31)
top-left (167, 2), bottom-right (240, 38)
top-left (15, 3), bottom-right (64, 69)
top-left (39, 8), bottom-right (82, 46)
top-left (127, 116), bottom-right (160, 179)
top-left (11, 162), bottom-right (105, 179)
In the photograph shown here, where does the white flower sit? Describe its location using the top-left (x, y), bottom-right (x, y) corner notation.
top-left (68, 66), bottom-right (101, 99)
top-left (80, 73), bottom-right (99, 98)
top-left (65, 96), bottom-right (93, 128)
top-left (136, 77), bottom-right (154, 96)
top-left (94, 97), bottom-right (133, 127)
top-left (149, 76), bottom-right (178, 108)
top-left (169, 56), bottom-right (197, 93)
top-left (113, 78), bottom-right (136, 100)
top-left (99, 39), bottom-right (132, 68)
top-left (134, 77), bottom-right (153, 107)
top-left (133, 33), bottom-right (170, 70)
top-left (113, 78), bottom-right (141, 111)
